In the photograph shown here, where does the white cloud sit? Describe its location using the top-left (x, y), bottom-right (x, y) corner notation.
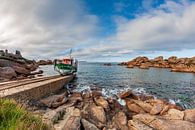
top-left (113, 0), bottom-right (195, 52)
top-left (0, 0), bottom-right (99, 59)
top-left (0, 0), bottom-right (195, 61)
top-left (72, 0), bottom-right (195, 61)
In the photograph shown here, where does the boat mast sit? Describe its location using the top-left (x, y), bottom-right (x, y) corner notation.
top-left (70, 49), bottom-right (72, 59)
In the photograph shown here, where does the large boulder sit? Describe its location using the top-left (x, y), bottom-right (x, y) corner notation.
top-left (168, 56), bottom-right (177, 64)
top-left (139, 63), bottom-right (150, 69)
top-left (132, 113), bottom-right (195, 130)
top-left (134, 57), bottom-right (149, 64)
top-left (118, 91), bottom-right (132, 99)
top-left (12, 66), bottom-right (31, 75)
top-left (94, 96), bottom-right (109, 110)
top-left (81, 119), bottom-right (99, 130)
top-left (39, 93), bottom-right (68, 108)
top-left (154, 56), bottom-right (163, 62)
top-left (0, 59), bottom-right (21, 67)
top-left (90, 105), bottom-right (106, 124)
top-left (26, 63), bottom-right (39, 71)
top-left (118, 91), bottom-right (139, 100)
top-left (128, 119), bottom-right (153, 130)
top-left (184, 109), bottom-right (195, 123)
top-left (164, 109), bottom-right (184, 120)
top-left (112, 112), bottom-right (129, 130)
top-left (54, 107), bottom-right (81, 130)
top-left (127, 64), bottom-right (134, 68)
top-left (150, 103), bottom-right (163, 115)
top-left (126, 100), bottom-right (144, 113)
top-left (37, 60), bottom-right (53, 65)
top-left (132, 100), bottom-right (153, 113)
top-left (0, 67), bottom-right (17, 79)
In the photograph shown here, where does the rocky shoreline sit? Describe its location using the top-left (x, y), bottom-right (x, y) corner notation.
top-left (0, 50), bottom-right (53, 82)
top-left (119, 56), bottom-right (195, 73)
top-left (28, 87), bottom-right (195, 130)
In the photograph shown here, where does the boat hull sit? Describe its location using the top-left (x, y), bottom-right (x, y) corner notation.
top-left (54, 63), bottom-right (77, 75)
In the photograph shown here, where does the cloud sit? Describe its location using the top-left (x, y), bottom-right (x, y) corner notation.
top-left (0, 0), bottom-right (195, 61)
top-left (112, 0), bottom-right (195, 52)
top-left (0, 0), bottom-right (99, 59)
top-left (72, 0), bottom-right (195, 61)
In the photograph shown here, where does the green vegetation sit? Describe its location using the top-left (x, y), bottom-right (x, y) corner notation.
top-left (0, 99), bottom-right (48, 130)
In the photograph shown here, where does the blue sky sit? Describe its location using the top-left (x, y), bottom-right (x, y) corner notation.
top-left (0, 0), bottom-right (195, 62)
top-left (84, 0), bottom-right (165, 36)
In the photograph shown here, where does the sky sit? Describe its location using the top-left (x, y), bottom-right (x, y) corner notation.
top-left (0, 0), bottom-right (195, 62)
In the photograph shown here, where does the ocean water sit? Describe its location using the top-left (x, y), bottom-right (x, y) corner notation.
top-left (39, 62), bottom-right (195, 108)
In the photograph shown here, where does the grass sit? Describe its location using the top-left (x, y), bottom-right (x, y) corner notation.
top-left (0, 99), bottom-right (48, 130)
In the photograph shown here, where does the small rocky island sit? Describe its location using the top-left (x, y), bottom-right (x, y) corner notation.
top-left (119, 56), bottom-right (195, 73)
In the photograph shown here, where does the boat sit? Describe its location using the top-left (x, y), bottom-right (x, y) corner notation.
top-left (54, 50), bottom-right (78, 75)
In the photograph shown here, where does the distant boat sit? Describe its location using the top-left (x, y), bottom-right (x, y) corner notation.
top-left (54, 50), bottom-right (78, 75)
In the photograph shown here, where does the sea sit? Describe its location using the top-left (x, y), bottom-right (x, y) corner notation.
top-left (39, 62), bottom-right (195, 109)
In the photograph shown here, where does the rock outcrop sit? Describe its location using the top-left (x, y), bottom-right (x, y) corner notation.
top-left (34, 89), bottom-right (195, 130)
top-left (37, 60), bottom-right (53, 65)
top-left (120, 56), bottom-right (195, 73)
top-left (0, 50), bottom-right (40, 81)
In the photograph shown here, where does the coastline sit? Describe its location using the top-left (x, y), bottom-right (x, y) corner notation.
top-left (119, 56), bottom-right (195, 73)
top-left (0, 52), bottom-right (195, 129)
top-left (28, 87), bottom-right (195, 130)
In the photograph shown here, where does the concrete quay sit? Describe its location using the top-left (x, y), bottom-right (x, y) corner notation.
top-left (0, 74), bottom-right (75, 101)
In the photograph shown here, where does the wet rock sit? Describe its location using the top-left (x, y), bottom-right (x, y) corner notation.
top-left (94, 96), bottom-right (109, 110)
top-left (90, 105), bottom-right (106, 124)
top-left (164, 109), bottom-right (184, 120)
top-left (109, 98), bottom-right (123, 111)
top-left (184, 109), bottom-right (195, 123)
top-left (112, 111), bottom-right (129, 130)
top-left (119, 91), bottom-right (132, 99)
top-left (167, 103), bottom-right (183, 111)
top-left (118, 90), bottom-right (139, 100)
top-left (0, 67), bottom-right (17, 79)
top-left (92, 90), bottom-right (102, 98)
top-left (81, 119), bottom-right (100, 130)
top-left (82, 92), bottom-right (93, 99)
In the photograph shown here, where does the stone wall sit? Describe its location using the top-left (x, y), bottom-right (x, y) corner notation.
top-left (2, 75), bottom-right (75, 101)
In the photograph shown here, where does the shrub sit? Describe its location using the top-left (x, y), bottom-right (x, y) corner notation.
top-left (0, 99), bottom-right (48, 130)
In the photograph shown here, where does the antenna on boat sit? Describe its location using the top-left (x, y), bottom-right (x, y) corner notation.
top-left (70, 49), bottom-right (72, 59)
